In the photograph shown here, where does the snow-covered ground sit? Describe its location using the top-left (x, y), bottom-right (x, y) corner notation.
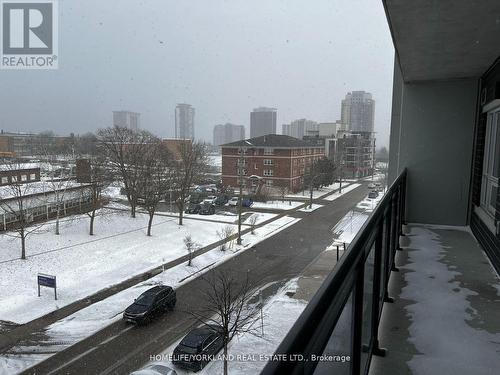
top-left (355, 193), bottom-right (383, 213)
top-left (251, 200), bottom-right (302, 210)
top-left (327, 191), bottom-right (384, 249)
top-left (328, 211), bottom-right (369, 247)
top-left (298, 204), bottom-right (323, 212)
top-left (286, 182), bottom-right (349, 199)
top-left (322, 183), bottom-right (361, 201)
top-left (157, 211), bottom-right (276, 225)
top-left (0, 210), bottom-right (241, 324)
top-left (145, 278), bottom-right (307, 375)
top-left (0, 216), bottom-right (300, 374)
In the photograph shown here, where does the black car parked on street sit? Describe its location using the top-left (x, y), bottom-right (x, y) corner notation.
top-left (123, 285), bottom-right (176, 325)
top-left (185, 203), bottom-right (202, 214)
top-left (172, 325), bottom-right (224, 372)
top-left (199, 202), bottom-right (216, 215)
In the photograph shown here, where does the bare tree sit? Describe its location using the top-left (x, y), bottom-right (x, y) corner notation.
top-left (76, 155), bottom-right (113, 236)
top-left (0, 162), bottom-right (47, 259)
top-left (277, 183), bottom-right (289, 203)
top-left (217, 225), bottom-right (235, 251)
top-left (248, 214), bottom-right (258, 234)
top-left (36, 145), bottom-right (76, 235)
top-left (74, 132), bottom-right (98, 156)
top-left (137, 143), bottom-right (175, 236)
top-left (190, 270), bottom-right (262, 375)
top-left (174, 141), bottom-right (208, 225)
top-left (97, 126), bottom-right (159, 218)
top-left (184, 234), bottom-right (196, 266)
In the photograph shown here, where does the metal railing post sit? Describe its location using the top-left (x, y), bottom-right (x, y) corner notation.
top-left (371, 220), bottom-right (387, 356)
top-left (351, 261), bottom-right (365, 375)
top-left (383, 207), bottom-right (395, 303)
top-left (389, 195), bottom-right (400, 272)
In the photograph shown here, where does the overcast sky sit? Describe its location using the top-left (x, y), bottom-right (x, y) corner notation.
top-left (0, 0), bottom-right (394, 147)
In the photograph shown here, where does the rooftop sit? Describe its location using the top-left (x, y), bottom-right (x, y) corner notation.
top-left (221, 134), bottom-right (324, 148)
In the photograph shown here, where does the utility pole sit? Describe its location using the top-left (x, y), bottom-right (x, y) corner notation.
top-left (339, 154), bottom-right (345, 194)
top-left (371, 135), bottom-right (376, 181)
top-left (236, 147), bottom-right (247, 245)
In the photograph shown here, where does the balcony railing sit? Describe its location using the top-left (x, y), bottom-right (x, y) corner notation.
top-left (261, 169), bottom-right (407, 375)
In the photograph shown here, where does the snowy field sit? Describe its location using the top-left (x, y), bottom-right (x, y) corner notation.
top-left (322, 183), bottom-right (361, 201)
top-left (286, 182), bottom-right (349, 199)
top-left (146, 278), bottom-right (307, 375)
top-left (298, 203), bottom-right (323, 212)
top-left (0, 216), bottom-right (300, 374)
top-left (0, 210), bottom-right (242, 324)
top-left (251, 200), bottom-right (302, 210)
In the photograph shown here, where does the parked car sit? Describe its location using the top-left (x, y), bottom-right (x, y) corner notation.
top-left (368, 190), bottom-right (379, 199)
top-left (185, 203), bottom-right (202, 214)
top-left (214, 195), bottom-right (228, 206)
top-left (368, 183), bottom-right (376, 189)
top-left (130, 363), bottom-right (177, 375)
top-left (227, 197), bottom-right (239, 206)
top-left (227, 197), bottom-right (253, 207)
top-left (199, 202), bottom-right (216, 215)
top-left (172, 325), bottom-right (224, 372)
top-left (123, 285), bottom-right (176, 325)
top-left (203, 195), bottom-right (217, 204)
top-left (241, 197), bottom-right (253, 207)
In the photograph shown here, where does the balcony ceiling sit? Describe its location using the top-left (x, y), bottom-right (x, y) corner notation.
top-left (383, 1), bottom-right (500, 82)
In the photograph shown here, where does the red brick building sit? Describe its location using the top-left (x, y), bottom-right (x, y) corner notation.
top-left (0, 164), bottom-right (41, 186)
top-left (221, 134), bottom-right (325, 193)
top-left (161, 138), bottom-right (192, 161)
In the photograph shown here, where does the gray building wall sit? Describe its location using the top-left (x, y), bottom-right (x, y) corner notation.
top-left (213, 123), bottom-right (245, 146)
top-left (175, 104), bottom-right (195, 140)
top-left (388, 61), bottom-right (478, 225)
top-left (250, 108), bottom-right (277, 138)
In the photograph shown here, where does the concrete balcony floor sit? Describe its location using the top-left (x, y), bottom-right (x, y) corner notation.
top-left (369, 224), bottom-right (500, 375)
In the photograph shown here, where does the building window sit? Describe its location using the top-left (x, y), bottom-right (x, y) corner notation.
top-left (237, 168), bottom-right (247, 176)
top-left (1, 177), bottom-right (7, 184)
top-left (266, 180), bottom-right (273, 187)
top-left (30, 173), bottom-right (36, 180)
top-left (480, 109), bottom-right (500, 218)
top-left (263, 169), bottom-right (273, 176)
top-left (264, 148), bottom-right (274, 155)
top-left (237, 148), bottom-right (247, 155)
top-left (11, 176), bottom-right (17, 182)
top-left (21, 174), bottom-right (27, 181)
top-left (263, 159), bottom-right (273, 165)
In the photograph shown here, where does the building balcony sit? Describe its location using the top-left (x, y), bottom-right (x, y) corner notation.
top-left (261, 171), bottom-right (500, 375)
top-left (369, 224), bottom-right (500, 375)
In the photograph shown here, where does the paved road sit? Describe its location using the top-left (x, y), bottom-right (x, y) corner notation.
top-left (23, 182), bottom-right (369, 375)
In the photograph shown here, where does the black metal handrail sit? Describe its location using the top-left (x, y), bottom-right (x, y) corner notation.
top-left (261, 169), bottom-right (407, 375)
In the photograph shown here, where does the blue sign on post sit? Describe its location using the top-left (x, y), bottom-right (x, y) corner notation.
top-left (37, 273), bottom-right (57, 300)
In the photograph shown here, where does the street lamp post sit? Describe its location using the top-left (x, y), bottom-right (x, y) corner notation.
top-left (309, 174), bottom-right (321, 209)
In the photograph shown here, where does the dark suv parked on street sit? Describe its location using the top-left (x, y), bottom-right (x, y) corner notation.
top-left (123, 285), bottom-right (176, 325)
top-left (172, 325), bottom-right (224, 371)
top-left (185, 203), bottom-right (202, 214)
top-left (199, 202), bottom-right (216, 215)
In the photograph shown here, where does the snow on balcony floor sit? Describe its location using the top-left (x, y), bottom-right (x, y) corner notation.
top-left (370, 224), bottom-right (500, 375)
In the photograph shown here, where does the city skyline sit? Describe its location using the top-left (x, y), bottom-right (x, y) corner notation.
top-left (0, 0), bottom-right (394, 147)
